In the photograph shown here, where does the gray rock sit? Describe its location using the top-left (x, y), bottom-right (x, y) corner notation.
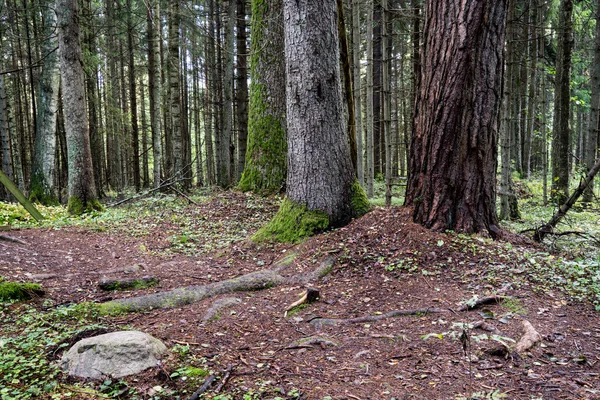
top-left (61, 331), bottom-right (167, 379)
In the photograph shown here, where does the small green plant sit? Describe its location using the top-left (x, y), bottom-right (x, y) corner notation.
top-left (0, 281), bottom-right (44, 302)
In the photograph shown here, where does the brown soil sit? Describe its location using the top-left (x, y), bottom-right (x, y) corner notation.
top-left (1, 192), bottom-right (599, 399)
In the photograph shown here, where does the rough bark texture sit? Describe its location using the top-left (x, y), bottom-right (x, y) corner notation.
top-left (168, 0), bottom-right (182, 181)
top-left (147, 0), bottom-right (162, 188)
top-left (282, 0), bottom-right (368, 226)
top-left (405, 0), bottom-right (506, 236)
top-left (583, 0), bottom-right (600, 203)
top-left (352, 0), bottom-right (364, 187)
top-left (218, 0), bottom-right (235, 188)
top-left (238, 0), bottom-right (287, 194)
top-left (30, 3), bottom-right (60, 205)
top-left (551, 0), bottom-right (573, 203)
top-left (0, 76), bottom-right (15, 201)
top-left (56, 0), bottom-right (100, 214)
top-left (235, 0), bottom-right (249, 182)
top-left (127, 0), bottom-right (140, 192)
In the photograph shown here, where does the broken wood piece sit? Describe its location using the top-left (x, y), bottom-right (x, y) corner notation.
top-left (214, 364), bottom-right (233, 393)
top-left (514, 320), bottom-right (542, 353)
top-left (284, 287), bottom-right (320, 316)
top-left (472, 320), bottom-right (503, 335)
top-left (189, 374), bottom-right (216, 400)
top-left (457, 295), bottom-right (509, 311)
top-left (286, 335), bottom-right (339, 349)
top-left (99, 276), bottom-right (159, 291)
top-left (0, 234), bottom-right (27, 245)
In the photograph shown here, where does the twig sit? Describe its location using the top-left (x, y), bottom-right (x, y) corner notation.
top-left (214, 364), bottom-right (233, 393)
top-left (170, 185), bottom-right (200, 206)
top-left (189, 374), bottom-right (216, 400)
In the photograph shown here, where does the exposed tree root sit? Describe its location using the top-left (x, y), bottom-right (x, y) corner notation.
top-left (284, 288), bottom-right (319, 317)
top-left (0, 234), bottom-right (27, 245)
top-left (285, 335), bottom-right (339, 349)
top-left (514, 320), bottom-right (542, 353)
top-left (203, 297), bottom-right (242, 322)
top-left (309, 307), bottom-right (449, 329)
top-left (99, 258), bottom-right (334, 314)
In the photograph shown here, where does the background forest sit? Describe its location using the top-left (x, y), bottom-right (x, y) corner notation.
top-left (0, 0), bottom-right (598, 219)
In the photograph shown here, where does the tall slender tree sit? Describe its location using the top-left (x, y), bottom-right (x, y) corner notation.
top-left (56, 0), bottom-right (101, 214)
top-left (30, 1), bottom-right (60, 204)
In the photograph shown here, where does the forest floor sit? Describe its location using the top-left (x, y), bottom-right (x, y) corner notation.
top-left (1, 189), bottom-right (600, 400)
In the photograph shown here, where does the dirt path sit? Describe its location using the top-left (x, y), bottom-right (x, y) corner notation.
top-left (1, 194), bottom-right (598, 399)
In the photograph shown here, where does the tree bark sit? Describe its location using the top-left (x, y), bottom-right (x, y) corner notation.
top-left (218, 0), bottom-right (235, 188)
top-left (583, 0), bottom-right (600, 203)
top-left (168, 0), bottom-right (182, 182)
top-left (551, 0), bottom-right (573, 203)
top-left (126, 0), bottom-right (140, 192)
top-left (235, 0), bottom-right (249, 182)
top-left (366, 3), bottom-right (374, 197)
top-left (238, 0), bottom-right (287, 194)
top-left (56, 0), bottom-right (100, 214)
top-left (29, 1), bottom-right (59, 205)
top-left (405, 0), bottom-right (507, 237)
top-left (352, 0), bottom-right (364, 187)
top-left (147, 0), bottom-right (162, 188)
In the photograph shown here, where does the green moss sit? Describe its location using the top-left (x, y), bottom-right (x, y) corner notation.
top-left (0, 281), bottom-right (44, 302)
top-left (29, 180), bottom-right (59, 206)
top-left (67, 196), bottom-right (103, 215)
top-left (350, 179), bottom-right (371, 218)
top-left (252, 198), bottom-right (329, 243)
top-left (96, 302), bottom-right (133, 317)
top-left (238, 82), bottom-right (287, 194)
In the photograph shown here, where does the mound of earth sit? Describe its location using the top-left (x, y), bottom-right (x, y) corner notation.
top-left (1, 192), bottom-right (598, 399)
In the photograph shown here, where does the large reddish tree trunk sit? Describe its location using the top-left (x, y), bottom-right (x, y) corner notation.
top-left (405, 1), bottom-right (507, 237)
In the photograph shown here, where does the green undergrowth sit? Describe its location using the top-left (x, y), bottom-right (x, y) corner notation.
top-left (0, 301), bottom-right (108, 399)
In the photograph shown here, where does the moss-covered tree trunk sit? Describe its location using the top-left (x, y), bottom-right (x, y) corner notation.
top-left (30, 1), bottom-right (60, 205)
top-left (238, 0), bottom-right (287, 194)
top-left (404, 0), bottom-right (507, 237)
top-left (57, 0), bottom-right (101, 215)
top-left (255, 0), bottom-right (369, 243)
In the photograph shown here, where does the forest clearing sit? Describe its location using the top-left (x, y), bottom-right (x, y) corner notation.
top-left (1, 186), bottom-right (600, 399)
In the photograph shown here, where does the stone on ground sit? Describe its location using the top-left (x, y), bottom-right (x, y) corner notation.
top-left (60, 331), bottom-right (167, 379)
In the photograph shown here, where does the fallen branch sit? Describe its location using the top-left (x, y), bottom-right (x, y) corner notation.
top-left (514, 320), bottom-right (542, 353)
top-left (214, 364), bottom-right (233, 393)
top-left (189, 374), bottom-right (216, 400)
top-left (472, 320), bottom-right (503, 335)
top-left (0, 234), bottom-right (27, 245)
top-left (310, 307), bottom-right (448, 329)
top-left (285, 335), bottom-right (339, 349)
top-left (534, 155), bottom-right (600, 242)
top-left (100, 258), bottom-right (334, 314)
top-left (457, 295), bottom-right (508, 311)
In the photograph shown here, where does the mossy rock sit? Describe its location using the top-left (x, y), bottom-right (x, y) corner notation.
top-left (0, 281), bottom-right (44, 302)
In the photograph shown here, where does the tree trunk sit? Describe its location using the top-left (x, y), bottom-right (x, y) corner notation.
top-left (551, 0), bottom-right (573, 203)
top-left (238, 0), bottom-right (287, 194)
top-left (583, 0), bottom-right (600, 203)
top-left (126, 0), bottom-right (140, 192)
top-left (405, 0), bottom-right (507, 237)
top-left (0, 76), bottom-right (14, 201)
top-left (352, 0), bottom-right (364, 187)
top-left (366, 3), bottom-right (374, 197)
top-left (218, 0), bottom-right (235, 188)
top-left (147, 0), bottom-right (162, 188)
top-left (30, 1), bottom-right (60, 205)
top-left (105, 0), bottom-right (122, 191)
top-left (56, 0), bottom-right (101, 214)
top-left (168, 0), bottom-right (182, 182)
top-left (382, 0), bottom-right (392, 206)
top-left (235, 0), bottom-right (248, 182)
top-left (255, 0), bottom-right (370, 243)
